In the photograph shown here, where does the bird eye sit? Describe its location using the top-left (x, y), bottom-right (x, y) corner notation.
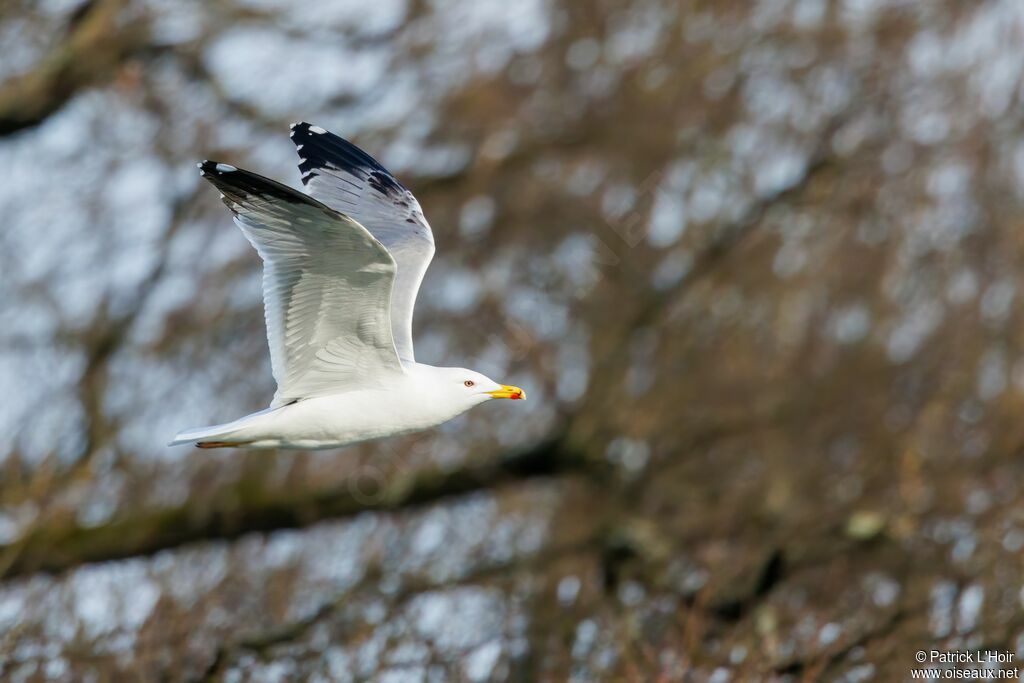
top-left (464, 380), bottom-right (475, 387)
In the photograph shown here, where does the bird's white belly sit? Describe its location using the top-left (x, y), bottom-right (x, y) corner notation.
top-left (232, 388), bottom-right (457, 449)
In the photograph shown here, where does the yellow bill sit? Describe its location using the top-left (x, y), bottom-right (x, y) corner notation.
top-left (487, 384), bottom-right (526, 400)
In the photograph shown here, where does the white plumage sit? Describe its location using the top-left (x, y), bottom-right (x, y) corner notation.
top-left (170, 124), bottom-right (524, 450)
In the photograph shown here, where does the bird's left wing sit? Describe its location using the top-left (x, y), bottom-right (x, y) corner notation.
top-left (289, 123), bottom-right (435, 364)
top-left (199, 161), bottom-right (404, 408)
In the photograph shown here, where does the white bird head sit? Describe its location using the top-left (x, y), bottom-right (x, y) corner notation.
top-left (427, 367), bottom-right (526, 409)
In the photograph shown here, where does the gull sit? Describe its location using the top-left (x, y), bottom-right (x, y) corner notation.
top-left (170, 123), bottom-right (524, 449)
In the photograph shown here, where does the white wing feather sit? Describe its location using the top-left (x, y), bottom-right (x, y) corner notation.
top-left (199, 161), bottom-right (403, 408)
top-left (289, 123), bottom-right (435, 363)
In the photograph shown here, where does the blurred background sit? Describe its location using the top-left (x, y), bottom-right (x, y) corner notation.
top-left (2, 0), bottom-right (1024, 680)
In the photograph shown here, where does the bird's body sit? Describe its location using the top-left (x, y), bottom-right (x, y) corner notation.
top-left (174, 364), bottom-right (507, 450)
top-left (170, 124), bottom-right (523, 450)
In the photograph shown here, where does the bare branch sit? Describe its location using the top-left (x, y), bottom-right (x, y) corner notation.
top-left (0, 436), bottom-right (587, 580)
top-left (0, 0), bottom-right (148, 136)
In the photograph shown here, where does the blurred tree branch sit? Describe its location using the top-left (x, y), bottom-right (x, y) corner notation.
top-left (0, 0), bottom-right (147, 136)
top-left (201, 531), bottom-right (600, 680)
top-left (0, 436), bottom-right (588, 580)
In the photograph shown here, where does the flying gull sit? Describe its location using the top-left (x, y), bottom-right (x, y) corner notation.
top-left (170, 123), bottom-right (524, 449)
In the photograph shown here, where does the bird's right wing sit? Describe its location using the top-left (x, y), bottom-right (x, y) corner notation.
top-left (198, 161), bottom-right (404, 408)
top-left (289, 123), bottom-right (435, 364)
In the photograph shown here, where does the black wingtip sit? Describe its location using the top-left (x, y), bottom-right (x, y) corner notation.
top-left (288, 123), bottom-right (407, 197)
top-left (196, 160), bottom-right (316, 209)
top-left (290, 121), bottom-right (326, 139)
top-left (198, 160), bottom-right (239, 176)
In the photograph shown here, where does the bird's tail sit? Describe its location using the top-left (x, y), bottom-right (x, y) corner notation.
top-left (169, 407), bottom-right (280, 448)
top-left (168, 422), bottom-right (247, 448)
